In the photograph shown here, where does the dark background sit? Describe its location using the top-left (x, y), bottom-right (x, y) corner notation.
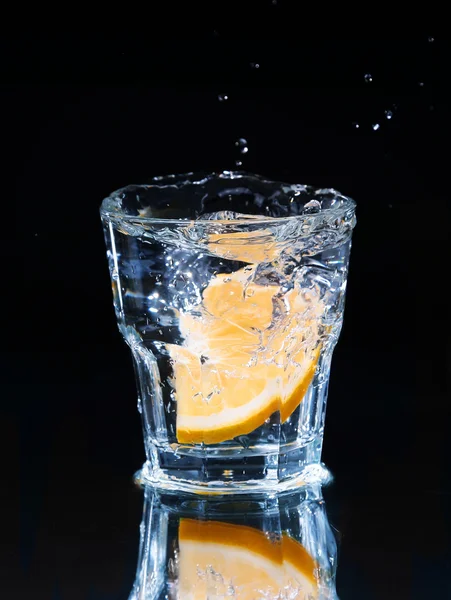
top-left (2, 27), bottom-right (450, 599)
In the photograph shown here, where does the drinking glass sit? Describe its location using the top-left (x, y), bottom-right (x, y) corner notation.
top-left (100, 172), bottom-right (356, 494)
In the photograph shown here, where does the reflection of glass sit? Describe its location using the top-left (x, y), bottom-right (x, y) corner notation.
top-left (101, 172), bottom-right (356, 493)
top-left (130, 485), bottom-right (338, 599)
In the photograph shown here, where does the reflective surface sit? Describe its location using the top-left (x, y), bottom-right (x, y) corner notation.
top-left (130, 485), bottom-right (338, 599)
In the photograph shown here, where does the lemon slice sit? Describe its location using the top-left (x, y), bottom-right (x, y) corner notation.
top-left (207, 229), bottom-right (278, 263)
top-left (169, 267), bottom-right (321, 444)
top-left (178, 519), bottom-right (318, 599)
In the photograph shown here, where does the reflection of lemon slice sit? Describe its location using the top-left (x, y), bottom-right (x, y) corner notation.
top-left (178, 519), bottom-right (318, 599)
top-left (170, 267), bottom-right (321, 445)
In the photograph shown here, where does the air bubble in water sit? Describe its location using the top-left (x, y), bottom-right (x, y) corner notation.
top-left (372, 123), bottom-right (380, 131)
top-left (235, 435), bottom-right (250, 449)
top-left (235, 138), bottom-right (249, 154)
top-left (384, 110), bottom-right (393, 120)
top-left (364, 73), bottom-right (373, 83)
top-left (218, 94), bottom-right (228, 102)
top-left (250, 62), bottom-right (260, 69)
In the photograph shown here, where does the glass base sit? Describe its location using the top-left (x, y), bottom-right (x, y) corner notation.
top-left (134, 437), bottom-right (331, 495)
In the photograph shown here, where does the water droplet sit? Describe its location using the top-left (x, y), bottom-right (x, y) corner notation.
top-left (364, 73), bottom-right (373, 83)
top-left (34, 233), bottom-right (38, 237)
top-left (428, 36), bottom-right (435, 42)
top-left (272, 0), bottom-right (277, 4)
top-left (235, 160), bottom-right (242, 167)
top-left (384, 110), bottom-right (393, 120)
top-left (388, 204), bottom-right (393, 208)
top-left (418, 81), bottom-right (424, 87)
top-left (235, 138), bottom-right (248, 154)
top-left (372, 123), bottom-right (380, 131)
top-left (304, 200), bottom-right (321, 214)
top-left (218, 94), bottom-right (228, 102)
top-left (250, 62), bottom-right (260, 69)
top-left (352, 122), bottom-right (359, 129)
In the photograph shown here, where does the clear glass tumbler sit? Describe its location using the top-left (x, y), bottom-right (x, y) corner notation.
top-left (130, 485), bottom-right (338, 599)
top-left (100, 172), bottom-right (356, 494)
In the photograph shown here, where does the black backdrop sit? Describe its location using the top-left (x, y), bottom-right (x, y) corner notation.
top-left (2, 31), bottom-right (450, 598)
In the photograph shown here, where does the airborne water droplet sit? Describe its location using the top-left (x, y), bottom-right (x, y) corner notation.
top-left (372, 123), bottom-right (380, 131)
top-left (428, 36), bottom-right (435, 42)
top-left (418, 81), bottom-right (425, 87)
top-left (364, 73), bottom-right (373, 83)
top-left (235, 138), bottom-right (248, 154)
top-left (352, 122), bottom-right (359, 129)
top-left (250, 62), bottom-right (260, 69)
top-left (384, 110), bottom-right (393, 120)
top-left (218, 94), bottom-right (228, 102)
top-left (235, 160), bottom-right (242, 167)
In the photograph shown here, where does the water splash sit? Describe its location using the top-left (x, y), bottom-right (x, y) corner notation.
top-left (364, 73), bottom-right (373, 83)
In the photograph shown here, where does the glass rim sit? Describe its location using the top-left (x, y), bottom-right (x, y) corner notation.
top-left (100, 171), bottom-right (357, 227)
